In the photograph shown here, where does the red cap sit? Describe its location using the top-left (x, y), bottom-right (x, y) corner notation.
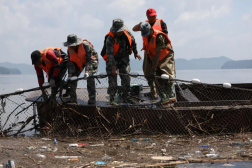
top-left (146, 8), bottom-right (157, 16)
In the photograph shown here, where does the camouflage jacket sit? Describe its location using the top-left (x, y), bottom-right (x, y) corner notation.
top-left (106, 28), bottom-right (138, 67)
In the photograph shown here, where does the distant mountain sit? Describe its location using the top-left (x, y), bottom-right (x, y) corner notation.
top-left (0, 62), bottom-right (34, 75)
top-left (1, 56), bottom-right (251, 75)
top-left (175, 56), bottom-right (232, 70)
top-left (0, 67), bottom-right (21, 74)
top-left (221, 60), bottom-right (252, 69)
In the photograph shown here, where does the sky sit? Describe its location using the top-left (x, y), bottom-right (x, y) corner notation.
top-left (1, 0), bottom-right (252, 64)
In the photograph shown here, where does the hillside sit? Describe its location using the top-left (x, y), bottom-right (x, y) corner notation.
top-left (0, 67), bottom-right (21, 74)
top-left (175, 56), bottom-right (232, 70)
top-left (0, 62), bottom-right (34, 75)
top-left (222, 60), bottom-right (252, 69)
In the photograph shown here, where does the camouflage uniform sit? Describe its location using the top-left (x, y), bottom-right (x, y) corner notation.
top-left (106, 27), bottom-right (138, 101)
top-left (67, 41), bottom-right (98, 103)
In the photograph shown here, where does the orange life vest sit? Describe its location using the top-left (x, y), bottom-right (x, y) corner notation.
top-left (102, 30), bottom-right (132, 62)
top-left (143, 29), bottom-right (172, 61)
top-left (142, 19), bottom-right (163, 51)
top-left (39, 47), bottom-right (63, 75)
top-left (147, 19), bottom-right (163, 31)
top-left (68, 39), bottom-right (94, 72)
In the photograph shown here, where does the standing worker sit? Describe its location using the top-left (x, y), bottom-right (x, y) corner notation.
top-left (132, 8), bottom-right (168, 99)
top-left (101, 18), bottom-right (141, 105)
top-left (140, 22), bottom-right (176, 105)
top-left (63, 34), bottom-right (98, 104)
top-left (31, 47), bottom-right (68, 100)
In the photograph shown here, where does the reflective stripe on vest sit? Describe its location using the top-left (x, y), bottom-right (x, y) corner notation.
top-left (39, 47), bottom-right (62, 75)
top-left (102, 30), bottom-right (132, 62)
top-left (143, 30), bottom-right (172, 61)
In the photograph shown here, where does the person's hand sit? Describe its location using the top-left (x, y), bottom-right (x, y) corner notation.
top-left (112, 66), bottom-right (117, 76)
top-left (40, 88), bottom-right (48, 100)
top-left (49, 79), bottom-right (56, 87)
top-left (134, 53), bottom-right (142, 60)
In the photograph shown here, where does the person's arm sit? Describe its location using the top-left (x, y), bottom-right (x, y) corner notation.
top-left (84, 42), bottom-right (98, 74)
top-left (34, 64), bottom-right (44, 87)
top-left (132, 22), bottom-right (142, 32)
top-left (34, 64), bottom-right (48, 99)
top-left (128, 31), bottom-right (142, 60)
top-left (106, 35), bottom-right (117, 75)
top-left (161, 20), bottom-right (168, 34)
top-left (83, 42), bottom-right (92, 73)
top-left (67, 49), bottom-right (73, 78)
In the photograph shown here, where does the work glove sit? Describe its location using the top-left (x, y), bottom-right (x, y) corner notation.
top-left (49, 79), bottom-right (56, 87)
top-left (84, 72), bottom-right (89, 78)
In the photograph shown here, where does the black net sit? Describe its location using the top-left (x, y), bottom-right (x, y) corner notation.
top-left (1, 74), bottom-right (252, 138)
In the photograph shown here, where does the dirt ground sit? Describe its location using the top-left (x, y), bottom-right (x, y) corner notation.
top-left (0, 133), bottom-right (252, 168)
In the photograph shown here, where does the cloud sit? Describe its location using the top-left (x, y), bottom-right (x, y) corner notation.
top-left (174, 0), bottom-right (231, 23)
top-left (1, 0), bottom-right (252, 64)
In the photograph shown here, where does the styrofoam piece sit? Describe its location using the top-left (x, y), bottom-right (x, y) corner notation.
top-left (161, 74), bottom-right (169, 79)
top-left (16, 88), bottom-right (24, 92)
top-left (223, 82), bottom-right (232, 88)
top-left (191, 78), bottom-right (201, 84)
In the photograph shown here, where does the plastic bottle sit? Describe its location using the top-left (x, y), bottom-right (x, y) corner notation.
top-left (68, 158), bottom-right (79, 161)
top-left (200, 145), bottom-right (210, 148)
top-left (200, 145), bottom-right (210, 155)
top-left (8, 160), bottom-right (15, 168)
top-left (5, 162), bottom-right (10, 168)
top-left (53, 138), bottom-right (58, 145)
top-left (69, 143), bottom-right (78, 147)
top-left (132, 138), bottom-right (152, 142)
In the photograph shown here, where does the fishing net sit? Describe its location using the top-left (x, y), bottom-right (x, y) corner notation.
top-left (1, 74), bottom-right (252, 137)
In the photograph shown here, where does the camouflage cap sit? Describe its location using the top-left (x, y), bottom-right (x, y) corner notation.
top-left (63, 34), bottom-right (83, 47)
top-left (110, 18), bottom-right (126, 33)
top-left (140, 22), bottom-right (151, 37)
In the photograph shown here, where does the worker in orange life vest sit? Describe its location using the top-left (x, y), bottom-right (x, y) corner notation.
top-left (31, 47), bottom-right (68, 100)
top-left (140, 22), bottom-right (176, 105)
top-left (63, 34), bottom-right (98, 104)
top-left (132, 8), bottom-right (168, 100)
top-left (101, 19), bottom-right (141, 105)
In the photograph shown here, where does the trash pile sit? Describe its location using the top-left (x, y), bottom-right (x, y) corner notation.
top-left (0, 133), bottom-right (252, 167)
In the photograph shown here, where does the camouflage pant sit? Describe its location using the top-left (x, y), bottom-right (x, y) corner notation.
top-left (67, 70), bottom-right (96, 102)
top-left (106, 61), bottom-right (130, 99)
top-left (142, 51), bottom-right (156, 93)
